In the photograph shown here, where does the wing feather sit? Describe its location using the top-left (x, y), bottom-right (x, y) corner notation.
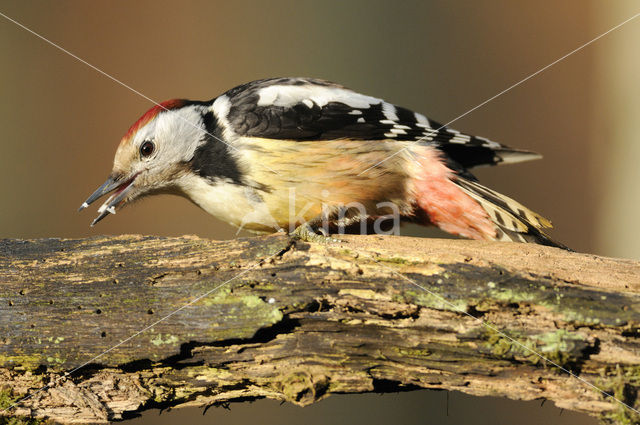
top-left (219, 78), bottom-right (541, 169)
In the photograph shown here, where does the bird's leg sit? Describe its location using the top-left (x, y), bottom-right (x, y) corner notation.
top-left (290, 216), bottom-right (340, 243)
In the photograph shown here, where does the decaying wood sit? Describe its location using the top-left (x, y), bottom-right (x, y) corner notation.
top-left (0, 234), bottom-right (639, 424)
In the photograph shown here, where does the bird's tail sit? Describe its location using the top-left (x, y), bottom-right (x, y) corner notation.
top-left (454, 177), bottom-right (570, 250)
top-left (409, 145), bottom-right (569, 250)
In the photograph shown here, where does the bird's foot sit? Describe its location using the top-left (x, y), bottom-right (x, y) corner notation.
top-left (290, 223), bottom-right (341, 243)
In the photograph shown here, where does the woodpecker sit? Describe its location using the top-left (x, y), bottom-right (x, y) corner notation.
top-left (79, 77), bottom-right (566, 248)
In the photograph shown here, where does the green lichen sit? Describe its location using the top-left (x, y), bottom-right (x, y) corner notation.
top-left (377, 256), bottom-right (411, 265)
top-left (45, 337), bottom-right (64, 345)
top-left (142, 287), bottom-right (284, 355)
top-left (482, 327), bottom-right (587, 368)
top-left (185, 365), bottom-right (234, 381)
top-left (396, 289), bottom-right (468, 312)
top-left (0, 355), bottom-right (43, 372)
top-left (488, 286), bottom-right (538, 304)
top-left (44, 356), bottom-right (65, 365)
top-left (394, 347), bottom-right (432, 358)
top-left (241, 295), bottom-right (265, 308)
top-left (483, 275), bottom-right (639, 328)
top-left (395, 262), bottom-right (640, 331)
top-left (534, 330), bottom-right (585, 354)
top-left (0, 389), bottom-right (49, 425)
top-left (150, 334), bottom-right (179, 347)
top-left (596, 365), bottom-right (640, 425)
top-left (274, 370), bottom-right (329, 404)
top-left (200, 288), bottom-right (283, 324)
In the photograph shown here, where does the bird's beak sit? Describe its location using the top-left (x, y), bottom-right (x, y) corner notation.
top-left (78, 173), bottom-right (138, 226)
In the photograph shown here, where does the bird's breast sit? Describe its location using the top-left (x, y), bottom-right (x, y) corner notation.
top-left (179, 138), bottom-right (432, 232)
top-left (177, 174), bottom-right (273, 232)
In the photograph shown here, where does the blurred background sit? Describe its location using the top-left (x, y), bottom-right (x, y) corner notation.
top-left (1, 1), bottom-right (638, 424)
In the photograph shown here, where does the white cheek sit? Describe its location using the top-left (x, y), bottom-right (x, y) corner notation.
top-left (154, 106), bottom-right (209, 162)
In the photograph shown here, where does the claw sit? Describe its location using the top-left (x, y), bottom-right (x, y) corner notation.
top-left (290, 223), bottom-right (341, 243)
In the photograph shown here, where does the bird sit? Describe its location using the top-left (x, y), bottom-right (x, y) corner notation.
top-left (79, 77), bottom-right (567, 248)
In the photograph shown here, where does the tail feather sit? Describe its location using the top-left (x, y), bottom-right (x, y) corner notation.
top-left (493, 148), bottom-right (542, 165)
top-left (409, 144), bottom-right (569, 250)
top-left (454, 178), bottom-right (571, 250)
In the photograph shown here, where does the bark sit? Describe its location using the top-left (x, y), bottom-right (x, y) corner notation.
top-left (0, 234), bottom-right (639, 424)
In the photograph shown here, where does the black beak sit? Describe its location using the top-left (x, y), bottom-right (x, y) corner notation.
top-left (78, 173), bottom-right (137, 226)
top-left (79, 175), bottom-right (122, 211)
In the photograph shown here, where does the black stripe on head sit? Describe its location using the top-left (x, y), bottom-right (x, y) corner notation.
top-left (189, 111), bottom-right (244, 185)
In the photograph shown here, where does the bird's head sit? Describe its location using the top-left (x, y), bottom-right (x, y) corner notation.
top-left (79, 99), bottom-right (211, 225)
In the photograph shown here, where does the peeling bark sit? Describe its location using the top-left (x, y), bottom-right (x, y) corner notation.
top-left (0, 234), bottom-right (639, 424)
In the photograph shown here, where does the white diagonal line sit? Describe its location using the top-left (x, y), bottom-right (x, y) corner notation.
top-left (0, 11), bottom-right (280, 176)
top-left (375, 258), bottom-right (640, 416)
top-left (358, 11), bottom-right (640, 176)
top-left (0, 246), bottom-right (285, 414)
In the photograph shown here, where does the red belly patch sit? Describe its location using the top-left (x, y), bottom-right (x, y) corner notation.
top-left (410, 146), bottom-right (496, 240)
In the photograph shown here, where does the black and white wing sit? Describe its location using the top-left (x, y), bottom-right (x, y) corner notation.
top-left (212, 77), bottom-right (540, 169)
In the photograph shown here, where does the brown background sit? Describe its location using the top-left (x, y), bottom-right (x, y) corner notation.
top-left (1, 1), bottom-right (638, 423)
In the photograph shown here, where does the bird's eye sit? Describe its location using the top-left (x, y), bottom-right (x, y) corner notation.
top-left (140, 140), bottom-right (155, 158)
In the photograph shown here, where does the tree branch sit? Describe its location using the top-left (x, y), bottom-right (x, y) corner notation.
top-left (0, 234), bottom-right (639, 424)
